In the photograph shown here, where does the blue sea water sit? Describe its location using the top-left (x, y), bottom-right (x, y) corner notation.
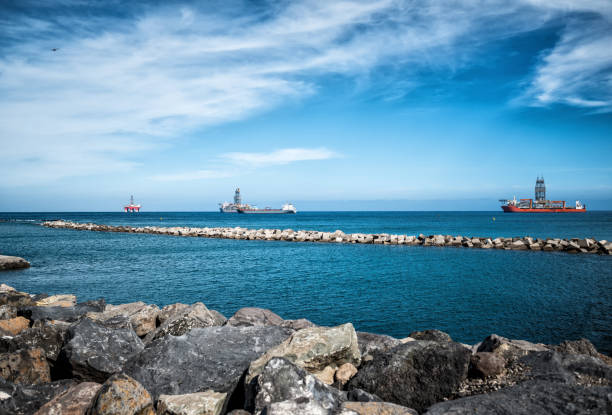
top-left (1, 211), bottom-right (611, 354)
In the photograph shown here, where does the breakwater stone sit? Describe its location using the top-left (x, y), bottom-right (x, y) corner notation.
top-left (41, 220), bottom-right (612, 255)
top-left (0, 283), bottom-right (609, 414)
top-left (0, 255), bottom-right (30, 271)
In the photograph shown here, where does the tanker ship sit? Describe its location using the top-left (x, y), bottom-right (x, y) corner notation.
top-left (499, 177), bottom-right (586, 213)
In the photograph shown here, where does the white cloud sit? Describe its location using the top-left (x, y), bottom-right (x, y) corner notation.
top-left (1, 0), bottom-right (611, 185)
top-left (222, 147), bottom-right (338, 167)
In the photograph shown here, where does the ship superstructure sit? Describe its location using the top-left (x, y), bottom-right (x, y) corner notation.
top-left (219, 188), bottom-right (250, 213)
top-left (124, 195), bottom-right (141, 212)
top-left (499, 177), bottom-right (585, 213)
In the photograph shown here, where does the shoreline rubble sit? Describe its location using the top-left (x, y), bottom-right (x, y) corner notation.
top-left (0, 284), bottom-right (610, 414)
top-left (41, 220), bottom-right (612, 255)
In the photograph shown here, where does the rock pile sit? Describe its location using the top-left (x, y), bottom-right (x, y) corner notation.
top-left (42, 221), bottom-right (612, 255)
top-left (0, 284), bottom-right (610, 414)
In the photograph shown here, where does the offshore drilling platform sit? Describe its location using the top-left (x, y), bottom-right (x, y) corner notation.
top-left (499, 177), bottom-right (586, 213)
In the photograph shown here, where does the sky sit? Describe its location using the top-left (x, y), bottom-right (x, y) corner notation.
top-left (0, 0), bottom-right (611, 211)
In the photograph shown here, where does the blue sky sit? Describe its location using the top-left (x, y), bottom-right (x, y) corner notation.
top-left (0, 0), bottom-right (611, 211)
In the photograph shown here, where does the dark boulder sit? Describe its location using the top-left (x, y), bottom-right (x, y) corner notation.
top-left (123, 325), bottom-right (292, 403)
top-left (357, 331), bottom-right (401, 357)
top-left (346, 388), bottom-right (382, 402)
top-left (347, 340), bottom-right (470, 413)
top-left (0, 378), bottom-right (76, 415)
top-left (0, 322), bottom-right (69, 362)
top-left (59, 318), bottom-right (144, 382)
top-left (252, 357), bottom-right (345, 414)
top-left (0, 291), bottom-right (34, 308)
top-left (424, 380), bottom-right (612, 414)
top-left (469, 352), bottom-right (505, 379)
top-left (144, 302), bottom-right (226, 342)
top-left (409, 329), bottom-right (453, 343)
top-left (18, 299), bottom-right (106, 323)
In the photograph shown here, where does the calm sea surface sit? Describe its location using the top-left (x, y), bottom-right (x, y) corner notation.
top-left (1, 211), bottom-right (611, 354)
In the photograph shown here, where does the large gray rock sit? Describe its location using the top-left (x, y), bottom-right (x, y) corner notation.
top-left (347, 340), bottom-right (470, 413)
top-left (227, 307), bottom-right (284, 327)
top-left (252, 357), bottom-right (345, 414)
top-left (123, 326), bottom-right (292, 402)
top-left (144, 302), bottom-right (226, 342)
top-left (357, 332), bottom-right (401, 357)
top-left (247, 323), bottom-right (361, 385)
top-left (424, 380), bottom-right (612, 414)
top-left (60, 318), bottom-right (144, 382)
top-left (0, 378), bottom-right (77, 415)
top-left (0, 255), bottom-right (30, 271)
top-left (87, 302), bottom-right (160, 337)
top-left (19, 299), bottom-right (106, 323)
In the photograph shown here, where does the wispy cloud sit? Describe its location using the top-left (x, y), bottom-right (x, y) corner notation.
top-left (151, 147), bottom-right (339, 181)
top-left (1, 0), bottom-right (611, 185)
top-left (222, 147), bottom-right (338, 167)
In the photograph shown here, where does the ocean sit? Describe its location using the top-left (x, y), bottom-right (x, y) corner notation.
top-left (1, 211), bottom-right (611, 354)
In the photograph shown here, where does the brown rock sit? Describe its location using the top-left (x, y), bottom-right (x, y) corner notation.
top-left (157, 303), bottom-right (189, 325)
top-left (0, 316), bottom-right (30, 335)
top-left (469, 352), bottom-right (505, 378)
top-left (34, 382), bottom-right (102, 415)
top-left (314, 365), bottom-right (336, 385)
top-left (477, 334), bottom-right (548, 362)
top-left (341, 401), bottom-right (418, 415)
top-left (335, 362), bottom-right (358, 387)
top-left (88, 373), bottom-right (154, 415)
top-left (226, 307), bottom-right (283, 327)
top-left (0, 348), bottom-right (51, 384)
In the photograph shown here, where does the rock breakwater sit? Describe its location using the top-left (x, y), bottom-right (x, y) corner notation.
top-left (42, 220), bottom-right (612, 255)
top-left (0, 284), bottom-right (611, 414)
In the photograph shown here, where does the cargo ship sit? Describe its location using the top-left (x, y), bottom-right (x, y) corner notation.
top-left (237, 203), bottom-right (297, 214)
top-left (499, 177), bottom-right (586, 213)
top-left (124, 195), bottom-right (141, 212)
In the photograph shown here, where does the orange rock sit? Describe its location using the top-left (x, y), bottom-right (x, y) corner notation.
top-left (89, 374), bottom-right (154, 415)
top-left (335, 362), bottom-right (358, 386)
top-left (0, 348), bottom-right (51, 384)
top-left (0, 316), bottom-right (30, 335)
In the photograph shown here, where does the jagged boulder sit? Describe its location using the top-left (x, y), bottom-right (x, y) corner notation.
top-left (157, 390), bottom-right (227, 415)
top-left (0, 321), bottom-right (69, 362)
top-left (60, 318), bottom-right (144, 382)
top-left (88, 373), bottom-right (154, 415)
top-left (409, 329), bottom-right (452, 343)
top-left (347, 341), bottom-right (470, 413)
top-left (0, 348), bottom-right (51, 384)
top-left (33, 381), bottom-right (101, 415)
top-left (144, 302), bottom-right (226, 342)
top-left (19, 299), bottom-right (106, 323)
top-left (477, 334), bottom-right (548, 362)
top-left (424, 380), bottom-right (612, 414)
top-left (0, 378), bottom-right (77, 415)
top-left (247, 323), bottom-right (361, 385)
top-left (252, 357), bottom-right (345, 414)
top-left (227, 307), bottom-right (284, 327)
top-left (123, 326), bottom-right (291, 402)
top-left (87, 302), bottom-right (160, 337)
top-left (357, 332), bottom-right (401, 357)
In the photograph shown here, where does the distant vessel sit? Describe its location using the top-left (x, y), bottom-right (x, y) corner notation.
top-left (499, 177), bottom-right (586, 213)
top-left (237, 203), bottom-right (297, 214)
top-left (219, 188), bottom-right (251, 213)
top-left (124, 195), bottom-right (141, 213)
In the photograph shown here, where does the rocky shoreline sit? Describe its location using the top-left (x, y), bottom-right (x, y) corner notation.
top-left (43, 220), bottom-right (612, 255)
top-left (0, 284), bottom-right (610, 414)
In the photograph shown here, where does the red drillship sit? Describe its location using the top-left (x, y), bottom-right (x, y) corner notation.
top-left (499, 177), bottom-right (586, 213)
top-left (124, 195), bottom-right (141, 212)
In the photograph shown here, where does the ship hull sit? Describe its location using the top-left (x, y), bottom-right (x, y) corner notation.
top-left (237, 209), bottom-right (295, 214)
top-left (501, 205), bottom-right (586, 213)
